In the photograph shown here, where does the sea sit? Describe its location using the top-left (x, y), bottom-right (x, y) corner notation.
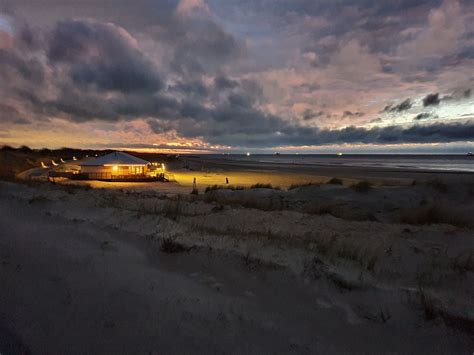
top-left (197, 154), bottom-right (474, 173)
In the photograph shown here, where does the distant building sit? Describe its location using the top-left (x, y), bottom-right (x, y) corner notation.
top-left (79, 151), bottom-right (151, 180)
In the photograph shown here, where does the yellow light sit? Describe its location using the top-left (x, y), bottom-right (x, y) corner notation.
top-left (162, 163), bottom-right (166, 171)
top-left (112, 166), bottom-right (118, 172)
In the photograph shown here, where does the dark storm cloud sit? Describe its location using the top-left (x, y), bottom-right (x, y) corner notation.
top-left (48, 19), bottom-right (163, 93)
top-left (302, 109), bottom-right (324, 121)
top-left (0, 102), bottom-right (23, 123)
top-left (199, 121), bottom-right (474, 148)
top-left (42, 90), bottom-right (182, 122)
top-left (0, 49), bottom-right (45, 84)
top-left (169, 20), bottom-right (243, 76)
top-left (95, 142), bottom-right (211, 151)
top-left (342, 111), bottom-right (364, 118)
top-left (169, 80), bottom-right (209, 99)
top-left (414, 113), bottom-right (432, 120)
top-left (214, 75), bottom-right (239, 90)
top-left (383, 99), bottom-right (412, 113)
top-left (423, 93), bottom-right (441, 107)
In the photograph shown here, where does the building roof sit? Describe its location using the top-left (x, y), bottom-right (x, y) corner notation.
top-left (80, 152), bottom-right (150, 166)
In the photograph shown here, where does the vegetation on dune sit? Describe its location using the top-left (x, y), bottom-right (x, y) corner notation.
top-left (327, 177), bottom-right (343, 185)
top-left (351, 180), bottom-right (372, 192)
top-left (159, 237), bottom-right (188, 253)
top-left (162, 199), bottom-right (183, 220)
top-left (204, 183), bottom-right (281, 192)
top-left (400, 204), bottom-right (469, 228)
top-left (250, 183), bottom-right (280, 190)
top-left (204, 185), bottom-right (246, 193)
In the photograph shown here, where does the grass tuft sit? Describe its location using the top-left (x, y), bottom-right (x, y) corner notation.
top-left (162, 199), bottom-right (183, 220)
top-left (327, 177), bottom-right (343, 185)
top-left (400, 204), bottom-right (468, 228)
top-left (204, 185), bottom-right (246, 193)
top-left (351, 180), bottom-right (372, 193)
top-left (250, 183), bottom-right (280, 190)
top-left (160, 237), bottom-right (188, 253)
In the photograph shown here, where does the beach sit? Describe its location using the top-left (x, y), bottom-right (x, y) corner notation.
top-left (1, 153), bottom-right (473, 353)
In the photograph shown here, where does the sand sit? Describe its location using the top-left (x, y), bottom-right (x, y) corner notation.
top-left (1, 156), bottom-right (473, 353)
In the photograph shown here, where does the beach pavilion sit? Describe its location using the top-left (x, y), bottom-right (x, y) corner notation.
top-left (78, 151), bottom-right (151, 180)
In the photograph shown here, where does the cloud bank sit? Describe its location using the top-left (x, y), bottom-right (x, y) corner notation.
top-left (0, 0), bottom-right (473, 150)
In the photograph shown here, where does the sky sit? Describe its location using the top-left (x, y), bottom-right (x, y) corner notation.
top-left (0, 0), bottom-right (473, 153)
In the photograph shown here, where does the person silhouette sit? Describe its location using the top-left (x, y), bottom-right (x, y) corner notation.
top-left (193, 177), bottom-right (196, 190)
top-left (226, 177), bottom-right (229, 184)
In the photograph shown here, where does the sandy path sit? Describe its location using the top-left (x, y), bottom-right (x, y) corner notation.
top-left (0, 187), bottom-right (471, 354)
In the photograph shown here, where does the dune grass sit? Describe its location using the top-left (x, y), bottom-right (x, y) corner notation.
top-left (204, 185), bottom-right (246, 193)
top-left (351, 180), bottom-right (372, 192)
top-left (162, 199), bottom-right (183, 220)
top-left (327, 177), bottom-right (343, 185)
top-left (160, 237), bottom-right (188, 253)
top-left (400, 204), bottom-right (468, 228)
top-left (250, 183), bottom-right (280, 190)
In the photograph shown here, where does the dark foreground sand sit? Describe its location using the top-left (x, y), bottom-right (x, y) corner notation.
top-left (1, 176), bottom-right (473, 354)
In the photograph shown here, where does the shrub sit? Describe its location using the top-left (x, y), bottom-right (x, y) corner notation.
top-left (250, 183), bottom-right (280, 190)
top-left (327, 177), bottom-right (343, 185)
top-left (162, 199), bottom-right (182, 220)
top-left (400, 204), bottom-right (468, 228)
top-left (18, 145), bottom-right (32, 152)
top-left (160, 237), bottom-right (188, 253)
top-left (0, 145), bottom-right (15, 151)
top-left (351, 180), bottom-right (372, 192)
top-left (328, 273), bottom-right (359, 291)
top-left (204, 185), bottom-right (246, 193)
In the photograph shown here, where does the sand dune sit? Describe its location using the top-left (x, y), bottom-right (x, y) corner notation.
top-left (0, 177), bottom-right (473, 353)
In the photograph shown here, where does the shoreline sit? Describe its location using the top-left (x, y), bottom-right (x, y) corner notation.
top-left (168, 156), bottom-right (474, 189)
